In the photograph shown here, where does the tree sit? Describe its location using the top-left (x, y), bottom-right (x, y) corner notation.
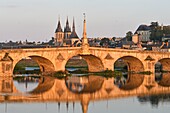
top-left (48, 37), bottom-right (55, 45)
top-left (150, 22), bottom-right (164, 41)
top-left (163, 26), bottom-right (170, 35)
top-left (126, 31), bottom-right (133, 41)
top-left (112, 37), bottom-right (116, 41)
top-left (150, 22), bottom-right (159, 27)
top-left (100, 38), bottom-right (110, 47)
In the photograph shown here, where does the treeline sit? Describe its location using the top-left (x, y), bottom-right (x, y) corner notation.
top-left (150, 22), bottom-right (170, 41)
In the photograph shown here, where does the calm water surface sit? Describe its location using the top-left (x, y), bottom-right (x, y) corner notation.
top-left (0, 73), bottom-right (170, 113)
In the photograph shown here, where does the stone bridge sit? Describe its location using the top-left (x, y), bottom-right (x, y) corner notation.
top-left (0, 74), bottom-right (170, 113)
top-left (1, 46), bottom-right (170, 76)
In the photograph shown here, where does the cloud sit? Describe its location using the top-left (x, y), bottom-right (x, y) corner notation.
top-left (0, 5), bottom-right (20, 8)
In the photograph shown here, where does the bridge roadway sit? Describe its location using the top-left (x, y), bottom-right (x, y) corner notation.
top-left (1, 47), bottom-right (170, 76)
top-left (0, 74), bottom-right (170, 113)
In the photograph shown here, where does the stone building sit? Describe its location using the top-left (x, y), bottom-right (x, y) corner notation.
top-left (132, 33), bottom-right (142, 44)
top-left (55, 19), bottom-right (64, 46)
top-left (54, 17), bottom-right (79, 46)
top-left (135, 25), bottom-right (151, 42)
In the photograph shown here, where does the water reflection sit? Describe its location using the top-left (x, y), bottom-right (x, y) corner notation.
top-left (13, 76), bottom-right (39, 93)
top-left (114, 73), bottom-right (144, 90)
top-left (66, 76), bottom-right (104, 93)
top-left (156, 72), bottom-right (170, 87)
top-left (138, 94), bottom-right (170, 108)
top-left (0, 73), bottom-right (170, 113)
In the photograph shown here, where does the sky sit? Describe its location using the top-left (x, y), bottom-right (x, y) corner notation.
top-left (0, 0), bottom-right (170, 42)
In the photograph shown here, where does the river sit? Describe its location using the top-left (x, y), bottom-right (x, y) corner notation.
top-left (0, 70), bottom-right (170, 113)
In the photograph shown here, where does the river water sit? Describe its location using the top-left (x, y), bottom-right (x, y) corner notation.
top-left (0, 71), bottom-right (170, 113)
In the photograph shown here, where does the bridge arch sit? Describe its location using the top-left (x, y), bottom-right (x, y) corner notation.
top-left (114, 56), bottom-right (144, 72)
top-left (113, 56), bottom-right (144, 90)
top-left (65, 54), bottom-right (104, 72)
top-left (155, 58), bottom-right (170, 72)
top-left (65, 76), bottom-right (104, 93)
top-left (114, 73), bottom-right (144, 90)
top-left (156, 73), bottom-right (170, 87)
top-left (13, 55), bottom-right (55, 73)
top-left (29, 77), bottom-right (55, 94)
top-left (154, 58), bottom-right (170, 87)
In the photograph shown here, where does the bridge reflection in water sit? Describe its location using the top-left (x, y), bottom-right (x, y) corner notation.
top-left (1, 73), bottom-right (170, 113)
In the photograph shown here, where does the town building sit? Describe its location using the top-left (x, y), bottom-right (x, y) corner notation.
top-left (135, 25), bottom-right (151, 42)
top-left (132, 33), bottom-right (142, 44)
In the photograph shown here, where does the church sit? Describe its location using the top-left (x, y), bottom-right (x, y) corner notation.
top-left (54, 17), bottom-right (80, 46)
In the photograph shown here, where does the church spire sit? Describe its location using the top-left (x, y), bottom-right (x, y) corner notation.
top-left (64, 17), bottom-right (71, 33)
top-left (66, 16), bottom-right (69, 26)
top-left (72, 17), bottom-right (75, 32)
top-left (70, 17), bottom-right (79, 39)
top-left (55, 18), bottom-right (63, 33)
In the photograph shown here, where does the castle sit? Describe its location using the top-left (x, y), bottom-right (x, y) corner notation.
top-left (54, 17), bottom-right (80, 46)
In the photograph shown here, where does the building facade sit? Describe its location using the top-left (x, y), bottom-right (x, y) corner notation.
top-left (54, 18), bottom-right (79, 46)
top-left (135, 25), bottom-right (151, 42)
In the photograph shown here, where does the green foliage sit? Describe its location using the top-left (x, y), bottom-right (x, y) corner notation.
top-left (46, 71), bottom-right (72, 79)
top-left (126, 31), bottom-right (133, 41)
top-left (150, 26), bottom-right (163, 41)
top-left (13, 59), bottom-right (40, 74)
top-left (92, 70), bottom-right (123, 78)
top-left (69, 69), bottom-right (89, 74)
top-left (138, 71), bottom-right (152, 75)
top-left (150, 22), bottom-right (170, 41)
top-left (100, 38), bottom-right (110, 47)
top-left (163, 26), bottom-right (170, 35)
top-left (14, 65), bottom-right (25, 71)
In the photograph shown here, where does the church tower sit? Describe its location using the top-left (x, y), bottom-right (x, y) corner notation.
top-left (63, 17), bottom-right (72, 46)
top-left (70, 18), bottom-right (79, 46)
top-left (55, 18), bottom-right (64, 46)
top-left (64, 17), bottom-right (71, 39)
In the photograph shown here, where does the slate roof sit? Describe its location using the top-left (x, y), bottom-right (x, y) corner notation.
top-left (70, 31), bottom-right (79, 39)
top-left (64, 18), bottom-right (71, 32)
top-left (136, 25), bottom-right (151, 31)
top-left (55, 20), bottom-right (63, 33)
top-left (70, 18), bottom-right (79, 39)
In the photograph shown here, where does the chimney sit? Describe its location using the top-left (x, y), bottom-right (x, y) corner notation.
top-left (166, 42), bottom-right (169, 48)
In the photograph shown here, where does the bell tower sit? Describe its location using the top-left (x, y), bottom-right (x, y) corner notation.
top-left (55, 17), bottom-right (64, 46)
top-left (64, 17), bottom-right (71, 39)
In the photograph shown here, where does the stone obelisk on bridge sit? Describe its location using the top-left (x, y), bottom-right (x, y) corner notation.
top-left (81, 13), bottom-right (90, 55)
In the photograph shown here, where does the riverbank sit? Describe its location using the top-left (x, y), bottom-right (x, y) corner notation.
top-left (14, 58), bottom-right (128, 75)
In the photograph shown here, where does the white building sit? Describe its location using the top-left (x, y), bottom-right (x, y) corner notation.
top-left (135, 25), bottom-right (151, 42)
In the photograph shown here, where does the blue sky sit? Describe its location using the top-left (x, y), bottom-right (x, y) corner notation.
top-left (0, 0), bottom-right (170, 42)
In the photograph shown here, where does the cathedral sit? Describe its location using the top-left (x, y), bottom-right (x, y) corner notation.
top-left (54, 17), bottom-right (80, 46)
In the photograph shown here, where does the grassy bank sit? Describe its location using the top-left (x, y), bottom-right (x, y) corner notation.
top-left (14, 59), bottom-right (40, 74)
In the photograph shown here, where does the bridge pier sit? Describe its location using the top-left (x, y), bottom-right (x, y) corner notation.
top-left (54, 59), bottom-right (67, 72)
top-left (0, 76), bottom-right (13, 93)
top-left (143, 74), bottom-right (156, 86)
top-left (0, 61), bottom-right (13, 76)
top-left (0, 53), bottom-right (13, 76)
top-left (102, 59), bottom-right (114, 71)
top-left (143, 60), bottom-right (155, 73)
